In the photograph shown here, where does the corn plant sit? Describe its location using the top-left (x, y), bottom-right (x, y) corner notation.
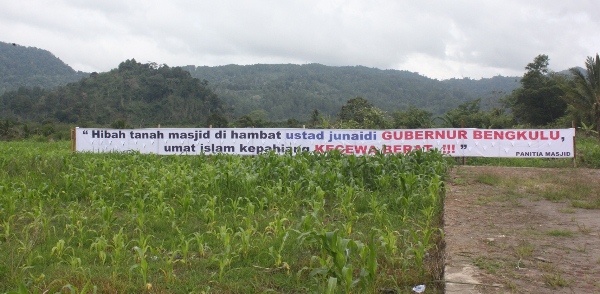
top-left (72, 220), bottom-right (88, 248)
top-left (130, 232), bottom-right (152, 286)
top-left (335, 186), bottom-right (356, 220)
top-left (110, 228), bottom-right (129, 266)
top-left (200, 195), bottom-right (218, 224)
top-left (378, 226), bottom-right (400, 256)
top-left (89, 235), bottom-right (109, 265)
top-left (192, 232), bottom-right (209, 258)
top-left (357, 231), bottom-right (378, 291)
top-left (0, 142), bottom-right (452, 292)
top-left (267, 230), bottom-right (289, 267)
top-left (62, 280), bottom-right (98, 294)
top-left (212, 225), bottom-right (237, 281)
top-left (160, 249), bottom-right (181, 284)
top-left (66, 254), bottom-right (83, 274)
top-left (405, 227), bottom-right (440, 278)
top-left (265, 211), bottom-right (290, 239)
top-left (27, 202), bottom-right (53, 241)
top-left (244, 199), bottom-right (255, 219)
top-left (369, 193), bottom-right (387, 225)
top-left (1, 192), bottom-right (17, 216)
top-left (235, 227), bottom-right (255, 259)
top-left (324, 277), bottom-right (338, 294)
top-left (178, 193), bottom-right (196, 218)
top-left (1, 215), bottom-right (15, 242)
top-left (301, 229), bottom-right (363, 292)
top-left (178, 234), bottom-right (191, 264)
top-left (97, 204), bottom-right (117, 234)
top-left (51, 239), bottom-right (71, 260)
top-left (296, 208), bottom-right (321, 233)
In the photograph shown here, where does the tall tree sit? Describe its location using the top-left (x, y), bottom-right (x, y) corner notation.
top-left (564, 54), bottom-right (600, 138)
top-left (439, 99), bottom-right (513, 128)
top-left (309, 109), bottom-right (321, 127)
top-left (337, 97), bottom-right (389, 129)
top-left (391, 106), bottom-right (433, 128)
top-left (506, 54), bottom-right (566, 126)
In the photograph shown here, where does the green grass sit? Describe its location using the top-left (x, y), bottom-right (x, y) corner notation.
top-left (0, 141), bottom-right (451, 293)
top-left (472, 256), bottom-right (504, 274)
top-left (546, 229), bottom-right (574, 237)
top-left (515, 242), bottom-right (534, 259)
top-left (572, 199), bottom-right (600, 209)
top-left (543, 272), bottom-right (572, 289)
top-left (462, 135), bottom-right (600, 168)
top-left (475, 173), bottom-right (501, 185)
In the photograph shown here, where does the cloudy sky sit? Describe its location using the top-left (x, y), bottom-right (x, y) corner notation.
top-left (2, 0), bottom-right (598, 80)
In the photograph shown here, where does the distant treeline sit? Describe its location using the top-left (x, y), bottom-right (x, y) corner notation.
top-left (184, 63), bottom-right (520, 120)
top-left (1, 59), bottom-right (226, 127)
top-left (1, 40), bottom-right (598, 142)
top-left (0, 41), bottom-right (88, 94)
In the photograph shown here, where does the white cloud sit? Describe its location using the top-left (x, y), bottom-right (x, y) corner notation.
top-left (1, 0), bottom-right (598, 79)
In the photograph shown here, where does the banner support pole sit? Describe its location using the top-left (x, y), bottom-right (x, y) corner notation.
top-left (572, 121), bottom-right (577, 168)
top-left (461, 121), bottom-right (466, 165)
top-left (70, 128), bottom-right (76, 152)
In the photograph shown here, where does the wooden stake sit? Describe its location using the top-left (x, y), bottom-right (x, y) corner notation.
top-left (461, 120), bottom-right (466, 165)
top-left (70, 128), bottom-right (76, 152)
top-left (573, 120), bottom-right (577, 168)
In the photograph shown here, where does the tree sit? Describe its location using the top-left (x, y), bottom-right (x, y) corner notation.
top-left (234, 115), bottom-right (255, 128)
top-left (206, 113), bottom-right (229, 128)
top-left (564, 53), bottom-right (600, 139)
top-left (309, 109), bottom-right (321, 127)
top-left (285, 118), bottom-right (301, 128)
top-left (437, 99), bottom-right (513, 128)
top-left (391, 106), bottom-right (433, 129)
top-left (337, 97), bottom-right (389, 129)
top-left (506, 54), bottom-right (566, 126)
top-left (110, 119), bottom-right (131, 129)
top-left (438, 99), bottom-right (481, 127)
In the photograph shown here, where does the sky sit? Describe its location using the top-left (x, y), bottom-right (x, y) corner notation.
top-left (2, 0), bottom-right (598, 80)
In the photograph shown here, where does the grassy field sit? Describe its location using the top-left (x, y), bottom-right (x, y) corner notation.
top-left (463, 135), bottom-right (600, 168)
top-left (0, 141), bottom-right (450, 293)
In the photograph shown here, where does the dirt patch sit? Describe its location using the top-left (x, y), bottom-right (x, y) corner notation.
top-left (444, 166), bottom-right (600, 293)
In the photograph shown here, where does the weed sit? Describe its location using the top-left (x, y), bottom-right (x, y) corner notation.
top-left (475, 173), bottom-right (501, 186)
top-left (543, 272), bottom-right (571, 289)
top-left (515, 242), bottom-right (534, 259)
top-left (572, 199), bottom-right (600, 209)
top-left (546, 229), bottom-right (574, 237)
top-left (473, 256), bottom-right (503, 274)
top-left (558, 207), bottom-right (575, 213)
top-left (577, 222), bottom-right (593, 234)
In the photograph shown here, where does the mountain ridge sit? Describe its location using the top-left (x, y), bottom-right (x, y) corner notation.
top-left (0, 41), bottom-right (88, 94)
top-left (1, 41), bottom-right (524, 121)
top-left (183, 63), bottom-right (520, 120)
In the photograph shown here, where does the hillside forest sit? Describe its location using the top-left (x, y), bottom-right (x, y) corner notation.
top-left (1, 41), bottom-right (599, 141)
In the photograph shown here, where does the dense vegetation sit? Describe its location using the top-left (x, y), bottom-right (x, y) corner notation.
top-left (185, 64), bottom-right (519, 120)
top-left (0, 42), bottom-right (522, 134)
top-left (0, 42), bottom-right (87, 94)
top-left (1, 42), bottom-right (599, 294)
top-left (0, 142), bottom-right (449, 293)
top-left (1, 42), bottom-right (599, 144)
top-left (0, 59), bottom-right (227, 136)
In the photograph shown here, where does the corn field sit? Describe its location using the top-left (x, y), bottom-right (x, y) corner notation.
top-left (0, 141), bottom-right (451, 293)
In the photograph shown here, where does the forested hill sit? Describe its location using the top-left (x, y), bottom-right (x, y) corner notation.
top-left (1, 41), bottom-right (521, 125)
top-left (0, 41), bottom-right (88, 94)
top-left (183, 64), bottom-right (520, 120)
top-left (0, 59), bottom-right (226, 127)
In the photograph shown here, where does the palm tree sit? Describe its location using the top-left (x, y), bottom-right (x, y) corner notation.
top-left (566, 54), bottom-right (600, 139)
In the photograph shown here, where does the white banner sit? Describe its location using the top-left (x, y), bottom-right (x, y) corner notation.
top-left (75, 128), bottom-right (575, 158)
